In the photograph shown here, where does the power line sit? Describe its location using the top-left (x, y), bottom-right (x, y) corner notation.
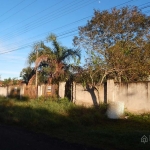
top-left (0, 0), bottom-right (64, 33)
top-left (0, 0), bottom-right (149, 55)
top-left (0, 0), bottom-right (25, 18)
top-left (144, 9), bottom-right (150, 14)
top-left (0, 2), bottom-right (142, 53)
top-left (113, 0), bottom-right (135, 8)
top-left (140, 5), bottom-right (150, 10)
top-left (1, 0), bottom-right (134, 31)
top-left (0, 0), bottom-right (142, 42)
top-left (1, 0), bottom-right (138, 41)
top-left (0, 16), bottom-right (90, 49)
top-left (0, 0), bottom-right (37, 24)
top-left (0, 29), bottom-right (79, 55)
top-left (0, 27), bottom-right (79, 54)
top-left (138, 1), bottom-right (150, 8)
top-left (0, 0), bottom-right (85, 35)
top-left (0, 0), bottom-right (96, 41)
top-left (0, 0), bottom-right (137, 41)
top-left (0, 1), bottom-right (147, 47)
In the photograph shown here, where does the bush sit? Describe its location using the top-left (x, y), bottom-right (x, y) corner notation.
top-left (57, 97), bottom-right (70, 104)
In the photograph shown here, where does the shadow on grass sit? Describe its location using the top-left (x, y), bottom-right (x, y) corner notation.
top-left (8, 95), bottom-right (30, 101)
top-left (0, 97), bottom-right (149, 150)
top-left (67, 104), bottom-right (108, 127)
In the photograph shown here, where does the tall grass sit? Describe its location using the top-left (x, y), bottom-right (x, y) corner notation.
top-left (0, 96), bottom-right (149, 150)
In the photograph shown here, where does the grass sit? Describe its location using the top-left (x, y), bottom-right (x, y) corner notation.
top-left (0, 96), bottom-right (150, 150)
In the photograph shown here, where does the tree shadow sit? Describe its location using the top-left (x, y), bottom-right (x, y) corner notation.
top-left (104, 82), bottom-right (107, 103)
top-left (8, 89), bottom-right (29, 101)
top-left (65, 80), bottom-right (72, 100)
top-left (86, 85), bottom-right (98, 106)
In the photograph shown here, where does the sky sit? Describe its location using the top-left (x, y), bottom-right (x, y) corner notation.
top-left (0, 0), bottom-right (149, 80)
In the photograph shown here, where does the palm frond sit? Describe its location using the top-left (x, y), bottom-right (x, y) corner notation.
top-left (27, 41), bottom-right (53, 66)
top-left (60, 49), bottom-right (81, 63)
top-left (46, 33), bottom-right (63, 59)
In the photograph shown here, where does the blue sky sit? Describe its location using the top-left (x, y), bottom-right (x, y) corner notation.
top-left (0, 0), bottom-right (149, 80)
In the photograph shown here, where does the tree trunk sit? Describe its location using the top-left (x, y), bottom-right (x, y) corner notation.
top-left (94, 86), bottom-right (101, 105)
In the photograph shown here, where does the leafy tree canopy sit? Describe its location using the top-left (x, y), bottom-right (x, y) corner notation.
top-left (20, 67), bottom-right (35, 85)
top-left (74, 6), bottom-right (150, 83)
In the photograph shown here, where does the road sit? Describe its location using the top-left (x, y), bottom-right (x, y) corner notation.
top-left (0, 124), bottom-right (100, 150)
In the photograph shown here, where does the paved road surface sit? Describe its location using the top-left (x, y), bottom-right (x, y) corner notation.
top-left (0, 124), bottom-right (100, 150)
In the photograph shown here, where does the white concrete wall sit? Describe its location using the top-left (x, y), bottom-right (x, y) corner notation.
top-left (1, 81), bottom-right (150, 113)
top-left (0, 87), bottom-right (7, 97)
top-left (73, 83), bottom-right (104, 106)
top-left (108, 80), bottom-right (150, 113)
top-left (0, 84), bottom-right (55, 98)
top-left (0, 85), bottom-right (21, 97)
top-left (73, 80), bottom-right (150, 113)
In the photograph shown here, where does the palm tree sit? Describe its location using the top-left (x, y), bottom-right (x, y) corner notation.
top-left (27, 33), bottom-right (80, 84)
top-left (20, 67), bottom-right (35, 85)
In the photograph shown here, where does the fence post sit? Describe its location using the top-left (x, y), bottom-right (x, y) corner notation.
top-left (107, 79), bottom-right (115, 103)
top-left (59, 82), bottom-right (66, 98)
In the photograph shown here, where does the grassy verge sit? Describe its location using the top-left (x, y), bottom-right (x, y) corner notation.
top-left (0, 96), bottom-right (149, 150)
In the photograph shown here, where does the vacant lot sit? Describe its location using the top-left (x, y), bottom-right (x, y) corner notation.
top-left (0, 96), bottom-right (149, 150)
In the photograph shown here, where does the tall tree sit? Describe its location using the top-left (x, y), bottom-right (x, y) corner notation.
top-left (27, 33), bottom-right (80, 84)
top-left (73, 6), bottom-right (150, 103)
top-left (73, 6), bottom-right (150, 83)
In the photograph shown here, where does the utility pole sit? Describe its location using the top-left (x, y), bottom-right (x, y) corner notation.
top-left (35, 48), bottom-right (38, 99)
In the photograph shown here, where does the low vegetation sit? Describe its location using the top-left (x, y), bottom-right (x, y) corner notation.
top-left (0, 96), bottom-right (149, 150)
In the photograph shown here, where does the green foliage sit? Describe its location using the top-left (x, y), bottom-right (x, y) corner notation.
top-left (12, 78), bottom-right (18, 85)
top-left (20, 67), bottom-right (35, 84)
top-left (2, 77), bottom-right (20, 86)
top-left (3, 78), bottom-right (11, 86)
top-left (57, 97), bottom-right (71, 105)
top-left (27, 33), bottom-right (81, 85)
top-left (74, 6), bottom-right (150, 83)
top-left (125, 112), bottom-right (150, 121)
